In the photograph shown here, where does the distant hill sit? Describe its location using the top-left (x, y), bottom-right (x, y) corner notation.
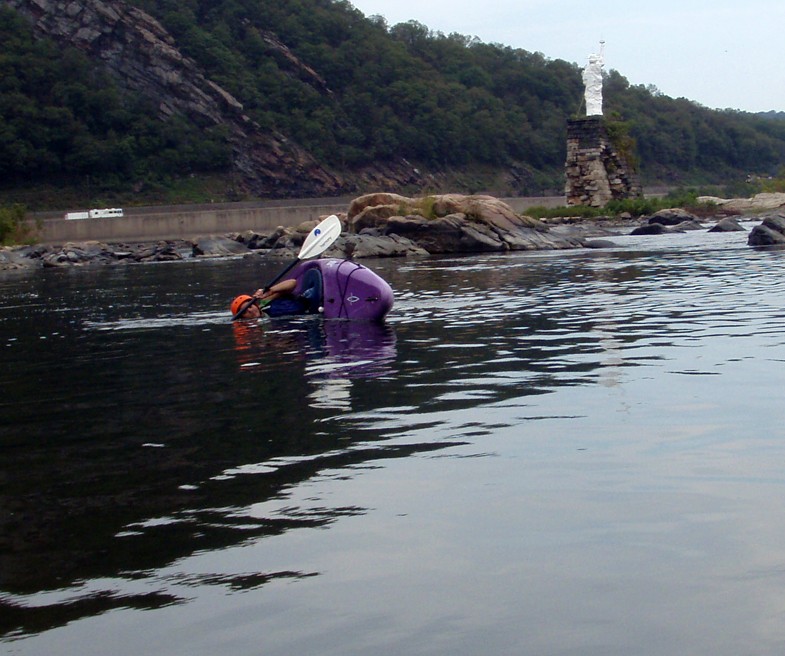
top-left (758, 111), bottom-right (785, 121)
top-left (1, 0), bottom-right (785, 207)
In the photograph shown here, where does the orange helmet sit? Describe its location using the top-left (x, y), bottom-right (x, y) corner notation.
top-left (230, 294), bottom-right (255, 316)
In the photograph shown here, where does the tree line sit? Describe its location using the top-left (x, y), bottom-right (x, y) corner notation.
top-left (2, 0), bottom-right (785, 203)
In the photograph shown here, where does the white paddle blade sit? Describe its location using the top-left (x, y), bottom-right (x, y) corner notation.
top-left (298, 214), bottom-right (343, 260)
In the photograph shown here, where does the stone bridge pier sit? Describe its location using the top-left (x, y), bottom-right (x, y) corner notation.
top-left (565, 117), bottom-right (642, 207)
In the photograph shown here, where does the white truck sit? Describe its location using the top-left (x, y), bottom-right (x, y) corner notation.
top-left (65, 208), bottom-right (124, 220)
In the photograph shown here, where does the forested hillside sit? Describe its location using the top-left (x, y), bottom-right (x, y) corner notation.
top-left (0, 8), bottom-right (230, 186)
top-left (1, 0), bottom-right (785, 207)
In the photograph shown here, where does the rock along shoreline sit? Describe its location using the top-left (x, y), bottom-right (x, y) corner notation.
top-left (2, 192), bottom-right (785, 271)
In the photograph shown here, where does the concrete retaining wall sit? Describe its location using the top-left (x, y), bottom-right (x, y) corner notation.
top-left (34, 196), bottom-right (565, 244)
top-left (37, 203), bottom-right (347, 244)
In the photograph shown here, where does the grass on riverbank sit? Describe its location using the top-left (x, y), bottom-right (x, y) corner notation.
top-left (525, 190), bottom-right (720, 221)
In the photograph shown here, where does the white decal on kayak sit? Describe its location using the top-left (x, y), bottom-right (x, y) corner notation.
top-left (346, 295), bottom-right (360, 304)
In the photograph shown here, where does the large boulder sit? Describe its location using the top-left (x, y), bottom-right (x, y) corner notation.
top-left (748, 214), bottom-right (785, 246)
top-left (699, 193), bottom-right (785, 214)
top-left (346, 193), bottom-right (583, 252)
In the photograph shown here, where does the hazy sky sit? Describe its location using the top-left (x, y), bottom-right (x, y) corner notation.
top-left (348, 0), bottom-right (785, 113)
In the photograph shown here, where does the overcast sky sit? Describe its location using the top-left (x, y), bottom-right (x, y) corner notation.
top-left (348, 0), bottom-right (785, 113)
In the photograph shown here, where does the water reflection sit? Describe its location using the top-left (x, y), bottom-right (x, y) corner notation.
top-left (232, 319), bottom-right (397, 410)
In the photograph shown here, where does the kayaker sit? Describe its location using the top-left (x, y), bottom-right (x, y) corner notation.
top-left (230, 269), bottom-right (322, 319)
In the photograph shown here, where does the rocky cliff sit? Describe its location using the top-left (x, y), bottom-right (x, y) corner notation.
top-left (2, 0), bottom-right (350, 197)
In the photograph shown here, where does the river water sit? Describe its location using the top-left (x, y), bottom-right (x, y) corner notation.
top-left (3, 227), bottom-right (785, 655)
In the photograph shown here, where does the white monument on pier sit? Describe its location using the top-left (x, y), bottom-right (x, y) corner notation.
top-left (582, 41), bottom-right (605, 116)
top-left (566, 40), bottom-right (642, 206)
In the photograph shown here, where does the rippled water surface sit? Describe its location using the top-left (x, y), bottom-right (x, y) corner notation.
top-left (3, 229), bottom-right (785, 655)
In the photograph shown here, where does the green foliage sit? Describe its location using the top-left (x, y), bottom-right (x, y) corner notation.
top-left (604, 197), bottom-right (662, 217)
top-left (0, 204), bottom-right (34, 245)
top-left (756, 168), bottom-right (785, 193)
top-left (415, 196), bottom-right (438, 219)
top-left (604, 115), bottom-right (639, 172)
top-left (526, 204), bottom-right (605, 220)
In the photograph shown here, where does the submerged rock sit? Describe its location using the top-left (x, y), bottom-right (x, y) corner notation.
top-left (648, 208), bottom-right (700, 226)
top-left (584, 239), bottom-right (617, 249)
top-left (708, 217), bottom-right (746, 232)
top-left (0, 246), bottom-right (33, 269)
top-left (631, 223), bottom-right (667, 235)
top-left (748, 214), bottom-right (785, 246)
top-left (191, 235), bottom-right (251, 257)
top-left (631, 216), bottom-right (704, 235)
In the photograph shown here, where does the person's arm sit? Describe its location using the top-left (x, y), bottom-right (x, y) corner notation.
top-left (253, 278), bottom-right (297, 301)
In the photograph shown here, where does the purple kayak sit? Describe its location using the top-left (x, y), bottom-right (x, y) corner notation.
top-left (291, 258), bottom-right (394, 321)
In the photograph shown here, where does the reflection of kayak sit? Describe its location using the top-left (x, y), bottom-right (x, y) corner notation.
top-left (292, 258), bottom-right (394, 321)
top-left (322, 320), bottom-right (397, 377)
top-left (231, 313), bottom-right (398, 382)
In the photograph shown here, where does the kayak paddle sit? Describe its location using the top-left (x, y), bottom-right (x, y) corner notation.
top-left (231, 214), bottom-right (343, 320)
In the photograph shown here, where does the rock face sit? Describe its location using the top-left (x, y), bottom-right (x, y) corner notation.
top-left (748, 214), bottom-right (785, 246)
top-left (346, 193), bottom-right (585, 252)
top-left (2, 0), bottom-right (344, 197)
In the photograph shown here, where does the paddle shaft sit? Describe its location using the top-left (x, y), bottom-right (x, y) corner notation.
top-left (262, 258), bottom-right (299, 293)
